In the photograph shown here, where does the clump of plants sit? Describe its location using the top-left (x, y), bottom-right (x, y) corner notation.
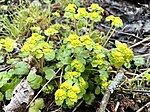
top-left (0, 2), bottom-right (137, 111)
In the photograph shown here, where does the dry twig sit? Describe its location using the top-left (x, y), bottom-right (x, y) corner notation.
top-left (136, 102), bottom-right (150, 112)
top-left (97, 70), bottom-right (124, 112)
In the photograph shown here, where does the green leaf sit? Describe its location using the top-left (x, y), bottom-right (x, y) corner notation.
top-left (55, 100), bottom-right (64, 106)
top-left (27, 74), bottom-right (37, 82)
top-left (133, 57), bottom-right (145, 67)
top-left (99, 70), bottom-right (109, 79)
top-left (84, 93), bottom-right (95, 105)
top-left (35, 53), bottom-right (43, 59)
top-left (78, 50), bottom-right (90, 59)
top-left (30, 98), bottom-right (45, 109)
top-left (43, 67), bottom-right (55, 80)
top-left (0, 72), bottom-right (12, 88)
top-left (44, 51), bottom-right (55, 61)
top-left (0, 92), bottom-right (4, 101)
top-left (5, 89), bottom-right (13, 100)
top-left (28, 107), bottom-right (41, 112)
top-left (124, 62), bottom-right (131, 68)
top-left (27, 74), bottom-right (42, 89)
top-left (91, 60), bottom-right (98, 67)
top-left (94, 75), bottom-right (101, 84)
top-left (115, 40), bottom-right (121, 48)
top-left (61, 57), bottom-right (72, 65)
top-left (95, 86), bottom-right (101, 95)
top-left (14, 62), bottom-right (29, 75)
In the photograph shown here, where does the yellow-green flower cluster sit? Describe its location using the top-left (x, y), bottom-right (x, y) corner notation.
top-left (66, 34), bottom-right (94, 50)
top-left (88, 3), bottom-right (104, 14)
top-left (0, 37), bottom-right (17, 52)
top-left (64, 3), bottom-right (104, 22)
top-left (100, 77), bottom-right (109, 89)
top-left (26, 17), bottom-right (35, 23)
top-left (109, 41), bottom-right (134, 68)
top-left (88, 11), bottom-right (102, 22)
top-left (109, 51), bottom-right (125, 68)
top-left (36, 42), bottom-right (52, 55)
top-left (66, 34), bottom-right (81, 48)
top-left (64, 71), bottom-right (81, 80)
top-left (22, 33), bottom-right (44, 53)
top-left (55, 89), bottom-right (67, 105)
top-left (55, 58), bottom-right (87, 107)
top-left (116, 41), bottom-right (134, 62)
top-left (55, 80), bottom-right (82, 106)
top-left (94, 43), bottom-right (103, 51)
top-left (91, 53), bottom-right (105, 69)
top-left (71, 59), bottom-right (85, 72)
top-left (65, 4), bottom-right (77, 13)
top-left (44, 28), bottom-right (58, 36)
top-left (80, 35), bottom-right (93, 47)
top-left (77, 8), bottom-right (88, 18)
top-left (106, 15), bottom-right (123, 28)
top-left (52, 11), bottom-right (60, 17)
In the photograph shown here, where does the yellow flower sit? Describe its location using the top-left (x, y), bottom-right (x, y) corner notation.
top-left (43, 48), bottom-right (52, 53)
top-left (27, 38), bottom-right (36, 45)
top-left (22, 44), bottom-right (30, 52)
top-left (31, 33), bottom-right (44, 41)
top-left (96, 54), bottom-right (103, 59)
top-left (101, 82), bottom-right (108, 89)
top-left (65, 4), bottom-right (76, 13)
top-left (83, 40), bottom-right (92, 46)
top-left (90, 4), bottom-right (99, 10)
top-left (70, 39), bottom-right (81, 47)
top-left (68, 34), bottom-right (79, 41)
top-left (36, 49), bottom-right (43, 54)
top-left (112, 51), bottom-right (122, 57)
top-left (79, 77), bottom-right (86, 89)
top-left (60, 81), bottom-right (72, 90)
top-left (124, 48), bottom-right (134, 62)
top-left (0, 39), bottom-right (5, 43)
top-left (3, 37), bottom-right (17, 52)
top-left (101, 77), bottom-right (107, 82)
top-left (67, 90), bottom-right (78, 102)
top-left (73, 14), bottom-right (80, 19)
top-left (105, 15), bottom-right (115, 22)
top-left (80, 35), bottom-right (90, 42)
top-left (88, 4), bottom-right (104, 14)
top-left (27, 17), bottom-right (35, 23)
top-left (52, 11), bottom-right (60, 17)
top-left (117, 43), bottom-right (127, 51)
top-left (71, 60), bottom-right (84, 72)
top-left (45, 28), bottom-right (58, 35)
top-left (94, 43), bottom-right (102, 50)
top-left (111, 17), bottom-right (123, 28)
top-left (55, 89), bottom-right (66, 100)
top-left (98, 60), bottom-right (104, 65)
top-left (68, 71), bottom-right (81, 79)
top-left (71, 85), bottom-right (81, 94)
top-left (89, 12), bottom-right (102, 21)
top-left (77, 8), bottom-right (88, 18)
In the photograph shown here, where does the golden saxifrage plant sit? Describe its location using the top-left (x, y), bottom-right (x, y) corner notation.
top-left (0, 3), bottom-right (134, 109)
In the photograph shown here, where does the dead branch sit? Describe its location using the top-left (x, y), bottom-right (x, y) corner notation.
top-left (3, 67), bottom-right (36, 112)
top-left (136, 101), bottom-right (150, 112)
top-left (97, 70), bottom-right (124, 112)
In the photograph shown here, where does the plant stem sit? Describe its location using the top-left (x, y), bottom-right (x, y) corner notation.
top-left (103, 27), bottom-right (116, 47)
top-left (26, 66), bottom-right (62, 109)
top-left (89, 20), bottom-right (94, 34)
